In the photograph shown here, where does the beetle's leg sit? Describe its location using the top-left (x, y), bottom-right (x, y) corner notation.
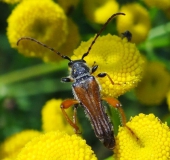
top-left (97, 73), bottom-right (116, 85)
top-left (91, 65), bottom-right (117, 85)
top-left (90, 63), bottom-right (114, 83)
top-left (60, 99), bottom-right (80, 133)
top-left (103, 97), bottom-right (139, 140)
top-left (102, 97), bottom-right (126, 126)
top-left (61, 77), bottom-right (73, 83)
top-left (73, 104), bottom-right (80, 133)
top-left (91, 64), bottom-right (98, 74)
top-left (97, 73), bottom-right (124, 85)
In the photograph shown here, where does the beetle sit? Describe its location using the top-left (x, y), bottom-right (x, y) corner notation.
top-left (17, 12), bottom-right (127, 149)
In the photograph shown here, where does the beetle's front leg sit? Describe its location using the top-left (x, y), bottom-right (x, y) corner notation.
top-left (97, 73), bottom-right (119, 85)
top-left (61, 77), bottom-right (73, 82)
top-left (60, 99), bottom-right (80, 134)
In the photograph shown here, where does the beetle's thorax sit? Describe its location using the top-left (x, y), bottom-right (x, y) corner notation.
top-left (68, 60), bottom-right (90, 79)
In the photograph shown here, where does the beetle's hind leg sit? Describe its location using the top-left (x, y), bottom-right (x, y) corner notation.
top-left (103, 97), bottom-right (139, 140)
top-left (103, 97), bottom-right (126, 126)
top-left (60, 99), bottom-right (81, 134)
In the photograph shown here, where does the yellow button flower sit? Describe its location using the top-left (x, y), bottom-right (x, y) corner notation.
top-left (42, 99), bottom-right (74, 135)
top-left (72, 34), bottom-right (144, 98)
top-left (7, 0), bottom-right (68, 62)
top-left (0, 130), bottom-right (41, 159)
top-left (83, 0), bottom-right (119, 24)
top-left (117, 3), bottom-right (151, 44)
top-left (16, 131), bottom-right (97, 160)
top-left (114, 113), bottom-right (170, 160)
top-left (135, 61), bottom-right (170, 105)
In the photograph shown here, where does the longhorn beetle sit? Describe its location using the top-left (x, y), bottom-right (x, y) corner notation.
top-left (17, 12), bottom-right (127, 149)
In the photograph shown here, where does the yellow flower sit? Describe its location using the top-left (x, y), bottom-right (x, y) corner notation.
top-left (42, 99), bottom-right (75, 134)
top-left (143, 0), bottom-right (170, 10)
top-left (83, 0), bottom-right (119, 24)
top-left (16, 131), bottom-right (97, 160)
top-left (55, 0), bottom-right (79, 14)
top-left (135, 61), bottom-right (170, 105)
top-left (0, 130), bottom-right (41, 159)
top-left (117, 3), bottom-right (151, 44)
top-left (72, 34), bottom-right (144, 98)
top-left (114, 113), bottom-right (170, 160)
top-left (7, 0), bottom-right (68, 62)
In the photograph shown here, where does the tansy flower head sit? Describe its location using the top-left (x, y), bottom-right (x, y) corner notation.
top-left (42, 99), bottom-right (74, 134)
top-left (143, 0), bottom-right (170, 10)
top-left (0, 130), bottom-right (41, 159)
top-left (114, 113), bottom-right (170, 160)
top-left (83, 0), bottom-right (119, 24)
top-left (7, 0), bottom-right (68, 62)
top-left (72, 34), bottom-right (144, 98)
top-left (135, 61), bottom-right (170, 105)
top-left (117, 3), bottom-right (151, 44)
top-left (16, 131), bottom-right (97, 160)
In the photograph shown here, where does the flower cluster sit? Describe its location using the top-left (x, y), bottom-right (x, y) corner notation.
top-left (0, 99), bottom-right (97, 160)
top-left (0, 130), bottom-right (41, 159)
top-left (2, 0), bottom-right (170, 160)
top-left (7, 0), bottom-right (80, 62)
top-left (16, 131), bottom-right (97, 160)
top-left (1, 111), bottom-right (170, 160)
top-left (72, 34), bottom-right (144, 97)
top-left (114, 113), bottom-right (170, 160)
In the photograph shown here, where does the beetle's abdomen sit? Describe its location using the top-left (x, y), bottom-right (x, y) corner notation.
top-left (72, 76), bottom-right (115, 149)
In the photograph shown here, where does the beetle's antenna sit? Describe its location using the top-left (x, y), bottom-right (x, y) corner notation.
top-left (17, 37), bottom-right (72, 61)
top-left (81, 12), bottom-right (125, 60)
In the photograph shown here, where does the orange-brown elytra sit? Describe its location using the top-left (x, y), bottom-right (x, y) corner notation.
top-left (17, 12), bottom-right (127, 149)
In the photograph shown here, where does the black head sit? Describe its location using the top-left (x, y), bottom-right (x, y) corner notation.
top-left (68, 59), bottom-right (90, 79)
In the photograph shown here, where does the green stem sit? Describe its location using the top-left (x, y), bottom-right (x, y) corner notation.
top-left (0, 62), bottom-right (67, 85)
